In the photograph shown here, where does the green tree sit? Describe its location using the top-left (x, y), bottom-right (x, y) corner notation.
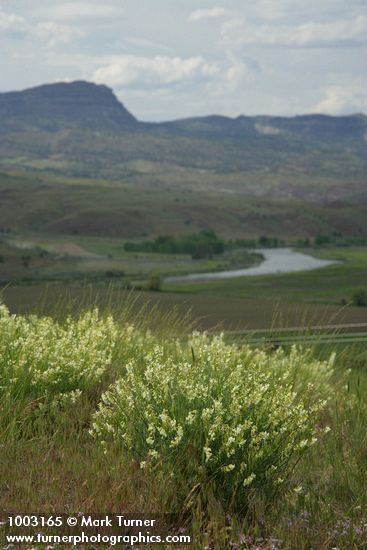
top-left (351, 288), bottom-right (367, 307)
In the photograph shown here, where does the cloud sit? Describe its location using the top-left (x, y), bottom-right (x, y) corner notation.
top-left (223, 51), bottom-right (260, 90)
top-left (221, 15), bottom-right (367, 48)
top-left (34, 22), bottom-right (85, 47)
top-left (1, 0), bottom-right (365, 119)
top-left (92, 55), bottom-right (218, 89)
top-left (188, 7), bottom-right (232, 23)
top-left (0, 8), bottom-right (26, 31)
top-left (314, 84), bottom-right (367, 114)
top-left (45, 2), bottom-right (124, 21)
top-left (249, 0), bottom-right (331, 21)
top-left (0, 7), bottom-right (84, 47)
top-left (242, 0), bottom-right (365, 23)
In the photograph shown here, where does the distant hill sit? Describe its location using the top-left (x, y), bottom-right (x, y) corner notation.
top-left (0, 81), bottom-right (366, 202)
top-left (158, 113), bottom-right (367, 155)
top-left (0, 81), bottom-right (137, 131)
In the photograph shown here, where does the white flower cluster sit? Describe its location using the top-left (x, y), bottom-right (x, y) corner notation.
top-left (92, 332), bottom-right (334, 502)
top-left (0, 304), bottom-right (117, 407)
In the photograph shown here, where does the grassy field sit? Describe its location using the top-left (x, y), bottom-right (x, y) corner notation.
top-left (0, 233), bottom-right (263, 285)
top-left (1, 283), bottom-right (367, 336)
top-left (0, 245), bottom-right (366, 333)
top-left (164, 247), bottom-right (367, 307)
top-left (1, 169), bottom-right (367, 327)
top-left (1, 299), bottom-right (367, 549)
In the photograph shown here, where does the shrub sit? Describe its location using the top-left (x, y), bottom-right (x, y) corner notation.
top-left (351, 287), bottom-right (367, 307)
top-left (314, 234), bottom-right (332, 246)
top-left (258, 236), bottom-right (278, 248)
top-left (92, 333), bottom-right (333, 511)
top-left (0, 304), bottom-right (117, 422)
top-left (147, 274), bottom-right (161, 292)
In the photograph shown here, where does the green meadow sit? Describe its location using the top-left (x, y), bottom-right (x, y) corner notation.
top-left (165, 247), bottom-right (367, 306)
top-left (1, 242), bottom-right (367, 332)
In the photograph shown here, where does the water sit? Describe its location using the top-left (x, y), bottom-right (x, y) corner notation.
top-left (165, 248), bottom-right (338, 283)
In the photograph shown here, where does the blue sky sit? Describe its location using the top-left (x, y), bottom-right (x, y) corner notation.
top-left (1, 0), bottom-right (366, 120)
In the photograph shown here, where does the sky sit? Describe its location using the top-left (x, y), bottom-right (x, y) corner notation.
top-left (0, 0), bottom-right (366, 121)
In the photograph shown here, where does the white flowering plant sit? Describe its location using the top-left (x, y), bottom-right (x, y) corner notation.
top-left (0, 304), bottom-right (117, 425)
top-left (92, 332), bottom-right (334, 510)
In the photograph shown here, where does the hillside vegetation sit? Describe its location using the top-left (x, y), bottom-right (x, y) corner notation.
top-left (1, 301), bottom-right (367, 548)
top-left (1, 172), bottom-right (367, 241)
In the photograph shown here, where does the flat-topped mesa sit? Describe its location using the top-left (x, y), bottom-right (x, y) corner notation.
top-left (0, 80), bottom-right (138, 131)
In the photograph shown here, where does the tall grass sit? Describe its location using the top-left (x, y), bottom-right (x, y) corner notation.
top-left (0, 297), bottom-right (366, 548)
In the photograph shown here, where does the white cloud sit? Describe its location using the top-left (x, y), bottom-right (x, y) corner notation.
top-left (223, 51), bottom-right (259, 90)
top-left (35, 22), bottom-right (85, 47)
top-left (0, 7), bottom-right (84, 47)
top-left (249, 0), bottom-right (330, 21)
top-left (241, 0), bottom-right (365, 23)
top-left (314, 84), bottom-right (367, 114)
top-left (188, 7), bottom-right (232, 23)
top-left (0, 8), bottom-right (26, 31)
top-left (92, 55), bottom-right (218, 89)
top-left (45, 2), bottom-right (124, 21)
top-left (221, 15), bottom-right (367, 48)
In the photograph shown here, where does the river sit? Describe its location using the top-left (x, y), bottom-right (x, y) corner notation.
top-left (165, 248), bottom-right (338, 283)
